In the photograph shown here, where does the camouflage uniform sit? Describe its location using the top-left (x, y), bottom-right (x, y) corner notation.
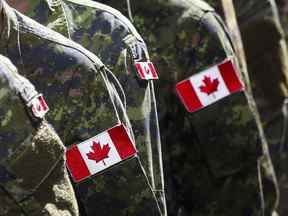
top-left (0, 54), bottom-right (78, 215)
top-left (6, 0), bottom-right (166, 215)
top-left (228, 0), bottom-right (288, 215)
top-left (92, 0), bottom-right (279, 215)
top-left (3, 0), bottom-right (279, 215)
top-left (0, 0), bottom-right (136, 215)
top-left (233, 0), bottom-right (288, 127)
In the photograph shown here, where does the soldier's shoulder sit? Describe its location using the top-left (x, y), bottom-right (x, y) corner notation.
top-left (63, 0), bottom-right (143, 41)
top-left (169, 0), bottom-right (214, 12)
top-left (186, 0), bottom-right (214, 12)
top-left (166, 0), bottom-right (215, 22)
top-left (0, 55), bottom-right (17, 90)
top-left (14, 10), bottom-right (102, 71)
top-left (64, 0), bottom-right (129, 26)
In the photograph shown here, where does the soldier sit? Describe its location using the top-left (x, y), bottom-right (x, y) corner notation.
top-left (0, 0), bottom-right (137, 215)
top-left (232, 0), bottom-right (288, 143)
top-left (3, 0), bottom-right (279, 215)
top-left (94, 0), bottom-right (279, 215)
top-left (6, 0), bottom-right (167, 215)
top-left (0, 54), bottom-right (78, 215)
top-left (222, 0), bottom-right (288, 215)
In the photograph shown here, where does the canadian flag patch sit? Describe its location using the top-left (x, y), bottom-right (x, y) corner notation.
top-left (135, 62), bottom-right (158, 80)
top-left (66, 124), bottom-right (137, 183)
top-left (28, 94), bottom-right (49, 118)
top-left (176, 59), bottom-right (244, 113)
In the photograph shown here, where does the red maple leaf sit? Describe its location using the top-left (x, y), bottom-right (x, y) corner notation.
top-left (86, 141), bottom-right (111, 165)
top-left (199, 75), bottom-right (219, 95)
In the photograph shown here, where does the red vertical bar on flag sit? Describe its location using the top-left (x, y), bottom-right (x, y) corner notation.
top-left (108, 125), bottom-right (136, 160)
top-left (148, 62), bottom-right (158, 78)
top-left (135, 62), bottom-right (158, 80)
top-left (66, 145), bottom-right (90, 182)
top-left (39, 95), bottom-right (48, 111)
top-left (135, 63), bottom-right (145, 79)
top-left (218, 60), bottom-right (244, 93)
top-left (176, 79), bottom-right (203, 112)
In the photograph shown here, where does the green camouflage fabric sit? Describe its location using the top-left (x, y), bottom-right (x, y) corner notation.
top-left (0, 54), bottom-right (78, 215)
top-left (231, 0), bottom-right (288, 215)
top-left (93, 0), bottom-right (279, 215)
top-left (233, 0), bottom-right (288, 120)
top-left (3, 0), bottom-right (280, 215)
top-left (6, 0), bottom-right (166, 215)
top-left (0, 1), bottom-right (146, 215)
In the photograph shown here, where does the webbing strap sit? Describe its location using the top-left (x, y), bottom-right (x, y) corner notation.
top-left (122, 35), bottom-right (167, 215)
top-left (126, 0), bottom-right (134, 22)
top-left (123, 34), bottom-right (150, 62)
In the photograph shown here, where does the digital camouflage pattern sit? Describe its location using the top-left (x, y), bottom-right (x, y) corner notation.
top-left (0, 54), bottom-right (78, 215)
top-left (6, 0), bottom-right (166, 215)
top-left (0, 1), bottom-right (147, 215)
top-left (228, 0), bottom-right (288, 215)
top-left (233, 0), bottom-right (288, 122)
top-left (93, 0), bottom-right (279, 215)
top-left (1, 0), bottom-right (280, 215)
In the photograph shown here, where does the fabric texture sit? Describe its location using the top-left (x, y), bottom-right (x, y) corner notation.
top-left (232, 0), bottom-right (288, 215)
top-left (2, 0), bottom-right (280, 215)
top-left (6, 0), bottom-right (167, 215)
top-left (0, 1), bottom-right (133, 215)
top-left (0, 55), bottom-right (78, 215)
top-left (94, 0), bottom-right (279, 215)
